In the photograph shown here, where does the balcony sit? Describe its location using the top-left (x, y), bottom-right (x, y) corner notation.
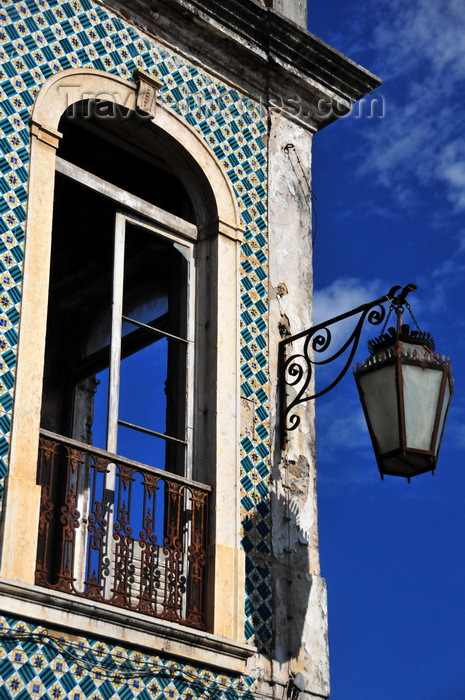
top-left (35, 430), bottom-right (209, 630)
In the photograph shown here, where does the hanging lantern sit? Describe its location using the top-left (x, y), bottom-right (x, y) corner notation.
top-left (354, 301), bottom-right (453, 480)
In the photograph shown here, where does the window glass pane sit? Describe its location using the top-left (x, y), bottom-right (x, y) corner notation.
top-left (119, 339), bottom-right (168, 435)
top-left (117, 423), bottom-right (166, 470)
top-left (90, 368), bottom-right (109, 450)
top-left (42, 174), bottom-right (191, 477)
top-left (117, 220), bottom-right (189, 473)
top-left (122, 295), bottom-right (168, 334)
top-left (41, 173), bottom-right (115, 440)
top-left (403, 364), bottom-right (443, 451)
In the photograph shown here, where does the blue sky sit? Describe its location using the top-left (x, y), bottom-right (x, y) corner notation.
top-left (307, 1), bottom-right (465, 699)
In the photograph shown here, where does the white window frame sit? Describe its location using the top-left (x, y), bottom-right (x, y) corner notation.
top-left (108, 211), bottom-right (195, 474)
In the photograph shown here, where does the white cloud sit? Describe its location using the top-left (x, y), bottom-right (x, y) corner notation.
top-left (346, 0), bottom-right (465, 211)
top-left (313, 277), bottom-right (383, 325)
top-left (458, 230), bottom-right (465, 254)
top-left (372, 0), bottom-right (465, 76)
top-left (312, 277), bottom-right (395, 413)
top-left (318, 395), bottom-right (367, 451)
top-left (416, 234), bottom-right (465, 319)
top-left (313, 276), bottom-right (394, 357)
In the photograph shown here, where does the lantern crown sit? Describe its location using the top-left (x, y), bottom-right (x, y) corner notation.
top-left (367, 323), bottom-right (436, 355)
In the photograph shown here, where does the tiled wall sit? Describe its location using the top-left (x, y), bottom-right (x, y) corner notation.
top-left (0, 616), bottom-right (258, 698)
top-left (0, 0), bottom-right (273, 687)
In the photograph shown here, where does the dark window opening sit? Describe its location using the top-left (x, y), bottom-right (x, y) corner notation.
top-left (41, 174), bottom-right (189, 472)
top-left (35, 111), bottom-right (208, 628)
top-left (57, 103), bottom-right (195, 223)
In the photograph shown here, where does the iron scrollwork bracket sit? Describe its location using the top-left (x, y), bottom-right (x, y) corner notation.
top-left (279, 283), bottom-right (417, 446)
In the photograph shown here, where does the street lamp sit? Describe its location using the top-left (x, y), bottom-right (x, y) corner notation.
top-left (279, 283), bottom-right (453, 479)
top-left (354, 289), bottom-right (453, 480)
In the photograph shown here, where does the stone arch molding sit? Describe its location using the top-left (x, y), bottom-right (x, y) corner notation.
top-left (31, 67), bottom-right (242, 237)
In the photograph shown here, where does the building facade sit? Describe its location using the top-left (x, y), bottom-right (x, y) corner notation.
top-left (0, 1), bottom-right (379, 698)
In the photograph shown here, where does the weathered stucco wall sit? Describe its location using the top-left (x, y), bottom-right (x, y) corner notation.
top-left (266, 114), bottom-right (329, 698)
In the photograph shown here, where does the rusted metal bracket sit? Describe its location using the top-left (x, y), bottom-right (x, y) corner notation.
top-left (279, 283), bottom-right (417, 446)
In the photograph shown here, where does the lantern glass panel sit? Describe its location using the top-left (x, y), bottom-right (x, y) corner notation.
top-left (434, 378), bottom-right (451, 456)
top-left (357, 364), bottom-right (399, 453)
top-left (402, 364), bottom-right (443, 451)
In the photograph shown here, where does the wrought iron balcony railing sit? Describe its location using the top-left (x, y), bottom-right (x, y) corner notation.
top-left (35, 430), bottom-right (209, 630)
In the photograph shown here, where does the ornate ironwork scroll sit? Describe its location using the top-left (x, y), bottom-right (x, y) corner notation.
top-left (35, 429), bottom-right (210, 630)
top-left (279, 283), bottom-right (417, 445)
top-left (186, 488), bottom-right (208, 628)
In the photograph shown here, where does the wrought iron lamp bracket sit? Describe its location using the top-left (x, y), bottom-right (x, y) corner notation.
top-left (279, 283), bottom-right (417, 445)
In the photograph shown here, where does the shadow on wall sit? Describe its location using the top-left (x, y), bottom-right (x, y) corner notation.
top-left (271, 454), bottom-right (315, 665)
top-left (242, 453), bottom-right (314, 662)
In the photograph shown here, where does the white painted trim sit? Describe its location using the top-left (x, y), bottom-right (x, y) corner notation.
top-left (107, 212), bottom-right (125, 454)
top-left (56, 157), bottom-right (198, 241)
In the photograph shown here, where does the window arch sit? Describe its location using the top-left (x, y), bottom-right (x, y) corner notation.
top-left (1, 68), bottom-right (248, 656)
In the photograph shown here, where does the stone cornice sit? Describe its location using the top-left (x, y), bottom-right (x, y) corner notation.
top-left (169, 0), bottom-right (380, 100)
top-left (100, 0), bottom-right (382, 129)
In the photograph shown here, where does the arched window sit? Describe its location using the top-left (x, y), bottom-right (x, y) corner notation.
top-left (1, 70), bottom-right (250, 664)
top-left (36, 103), bottom-right (205, 627)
